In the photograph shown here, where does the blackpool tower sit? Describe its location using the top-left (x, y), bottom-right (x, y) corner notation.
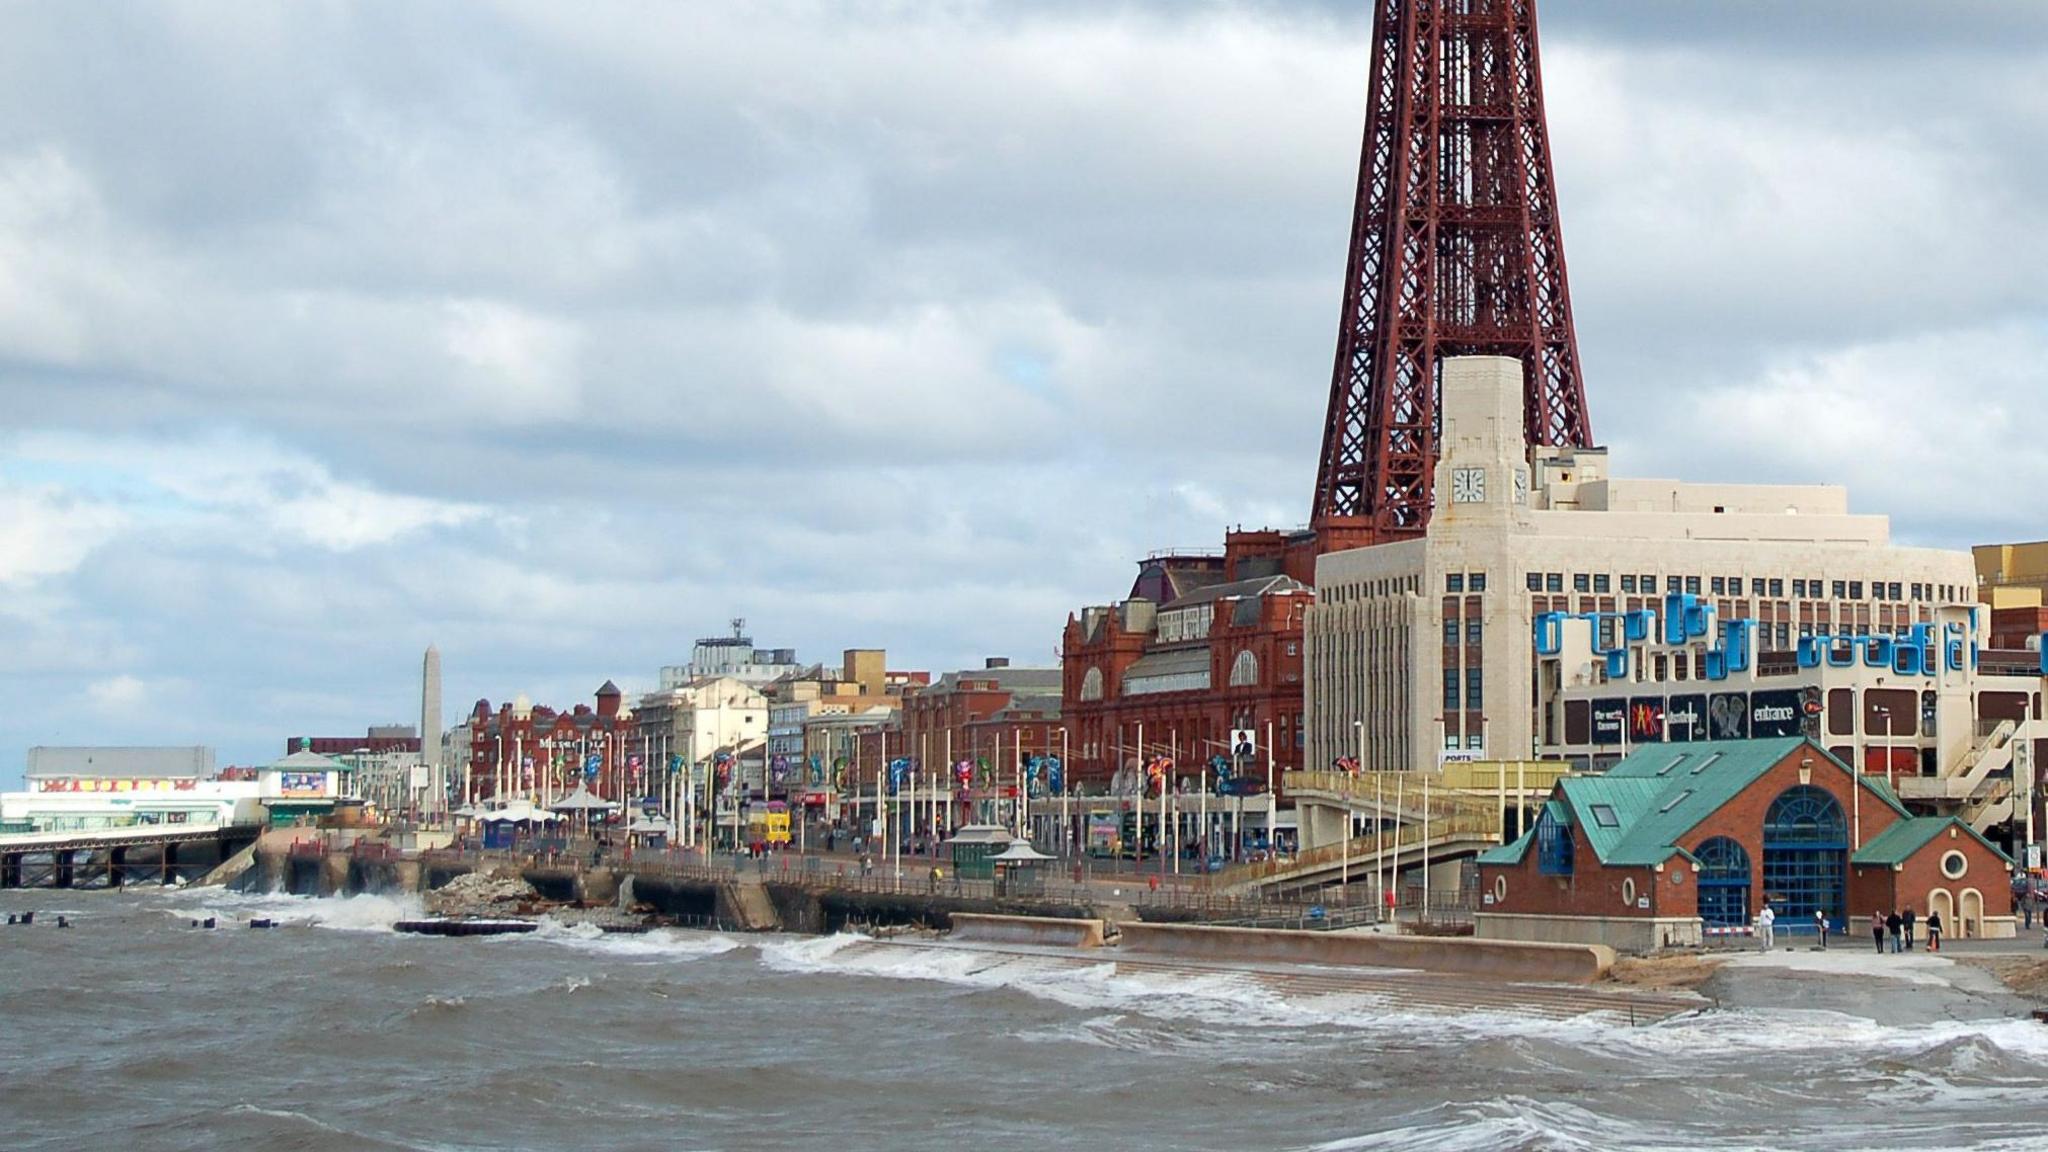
top-left (1310, 0), bottom-right (1593, 551)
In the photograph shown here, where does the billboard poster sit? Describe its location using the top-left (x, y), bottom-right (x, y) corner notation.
top-left (1666, 695), bottom-right (1707, 743)
top-left (1591, 699), bottom-right (1626, 746)
top-left (1708, 693), bottom-right (1749, 740)
top-left (1750, 689), bottom-right (1804, 739)
top-left (278, 771), bottom-right (328, 797)
top-left (1628, 697), bottom-right (1666, 744)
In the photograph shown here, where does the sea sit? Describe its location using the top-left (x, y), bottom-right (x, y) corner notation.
top-left (6, 887), bottom-right (2048, 1151)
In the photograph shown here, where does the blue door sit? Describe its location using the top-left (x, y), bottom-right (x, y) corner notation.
top-left (1762, 786), bottom-right (1847, 932)
top-left (1694, 836), bottom-right (1751, 928)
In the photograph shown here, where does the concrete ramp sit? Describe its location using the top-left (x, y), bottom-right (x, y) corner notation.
top-left (1118, 923), bottom-right (1614, 985)
top-left (194, 840), bottom-right (260, 889)
top-left (948, 914), bottom-right (1106, 949)
top-left (718, 877), bottom-right (782, 932)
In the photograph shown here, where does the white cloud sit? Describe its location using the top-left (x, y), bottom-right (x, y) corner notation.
top-left (0, 481), bottom-right (125, 586)
top-left (86, 674), bottom-right (150, 715)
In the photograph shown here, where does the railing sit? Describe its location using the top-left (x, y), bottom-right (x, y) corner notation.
top-left (1205, 812), bottom-right (1501, 890)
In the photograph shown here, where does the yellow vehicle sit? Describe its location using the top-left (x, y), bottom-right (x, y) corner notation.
top-left (746, 804), bottom-right (792, 847)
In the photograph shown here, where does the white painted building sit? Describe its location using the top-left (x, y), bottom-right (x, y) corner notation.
top-left (1306, 357), bottom-right (1986, 778)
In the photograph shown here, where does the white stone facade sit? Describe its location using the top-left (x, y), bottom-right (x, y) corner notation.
top-left (1306, 357), bottom-right (1984, 776)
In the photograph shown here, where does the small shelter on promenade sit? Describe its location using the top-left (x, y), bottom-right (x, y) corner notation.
top-left (476, 800), bottom-right (563, 849)
top-left (989, 839), bottom-right (1055, 898)
top-left (946, 824), bottom-right (1015, 881)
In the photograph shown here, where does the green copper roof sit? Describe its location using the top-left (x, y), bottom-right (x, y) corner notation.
top-left (1528, 739), bottom-right (1906, 869)
top-left (1855, 815), bottom-right (2014, 868)
top-left (1476, 826), bottom-right (1534, 866)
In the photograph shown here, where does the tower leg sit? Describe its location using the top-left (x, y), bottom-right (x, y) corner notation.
top-left (162, 842), bottom-right (179, 885)
top-left (109, 847), bottom-right (127, 888)
top-left (1, 854), bottom-right (18, 889)
top-left (53, 851), bottom-right (76, 889)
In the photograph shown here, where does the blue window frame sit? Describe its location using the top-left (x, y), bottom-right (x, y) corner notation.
top-left (1762, 786), bottom-right (1847, 932)
top-left (1694, 836), bottom-right (1752, 928)
top-left (1537, 813), bottom-right (1574, 876)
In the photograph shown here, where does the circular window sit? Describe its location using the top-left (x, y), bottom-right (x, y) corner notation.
top-left (1622, 878), bottom-right (1638, 906)
top-left (1493, 876), bottom-right (1508, 902)
top-left (1941, 850), bottom-right (1968, 880)
top-left (1670, 866), bottom-right (1687, 886)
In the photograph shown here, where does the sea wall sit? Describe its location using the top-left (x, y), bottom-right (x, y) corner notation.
top-left (948, 913), bottom-right (1106, 948)
top-left (1117, 922), bottom-right (1615, 984)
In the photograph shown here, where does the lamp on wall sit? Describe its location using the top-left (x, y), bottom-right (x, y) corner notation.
top-left (1798, 756), bottom-right (1813, 788)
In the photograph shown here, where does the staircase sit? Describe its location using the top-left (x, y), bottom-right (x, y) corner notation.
top-left (717, 876), bottom-right (782, 932)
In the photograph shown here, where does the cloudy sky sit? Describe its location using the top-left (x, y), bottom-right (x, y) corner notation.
top-left (2, 1), bottom-right (2045, 783)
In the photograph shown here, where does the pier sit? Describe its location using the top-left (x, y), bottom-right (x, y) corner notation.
top-left (0, 824), bottom-right (263, 889)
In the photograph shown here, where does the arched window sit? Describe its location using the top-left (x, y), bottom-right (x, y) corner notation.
top-left (1228, 650), bottom-right (1259, 687)
top-left (1693, 836), bottom-right (1752, 928)
top-left (1537, 810), bottom-right (1574, 876)
top-left (1079, 667), bottom-right (1105, 702)
top-left (1762, 785), bottom-right (1847, 932)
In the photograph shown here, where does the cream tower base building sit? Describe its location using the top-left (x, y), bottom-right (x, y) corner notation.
top-left (1305, 357), bottom-right (1988, 781)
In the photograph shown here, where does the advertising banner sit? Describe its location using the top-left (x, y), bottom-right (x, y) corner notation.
top-left (1750, 689), bottom-right (1804, 739)
top-left (1628, 697), bottom-right (1666, 744)
top-left (1591, 699), bottom-right (1626, 746)
top-left (1708, 693), bottom-right (1750, 740)
top-left (1666, 695), bottom-right (1707, 743)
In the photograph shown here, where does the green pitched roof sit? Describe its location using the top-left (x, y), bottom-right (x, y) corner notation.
top-left (1557, 775), bottom-right (1668, 861)
top-left (1855, 816), bottom-right (2014, 867)
top-left (1476, 826), bottom-right (1534, 866)
top-left (1550, 738), bottom-right (1904, 868)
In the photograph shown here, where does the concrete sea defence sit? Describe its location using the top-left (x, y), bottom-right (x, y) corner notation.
top-left (1116, 922), bottom-right (1616, 985)
top-left (948, 913), bottom-right (1106, 948)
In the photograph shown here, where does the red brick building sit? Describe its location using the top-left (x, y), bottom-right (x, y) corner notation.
top-left (896, 660), bottom-right (1062, 780)
top-left (1062, 550), bottom-right (1312, 795)
top-left (1477, 737), bottom-right (2016, 952)
top-left (286, 727), bottom-right (419, 758)
top-left (462, 682), bottom-right (636, 802)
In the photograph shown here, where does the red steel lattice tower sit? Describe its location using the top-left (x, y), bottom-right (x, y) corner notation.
top-left (1310, 0), bottom-right (1592, 549)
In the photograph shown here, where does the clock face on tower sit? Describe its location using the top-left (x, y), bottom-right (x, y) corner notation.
top-left (1451, 466), bottom-right (1486, 504)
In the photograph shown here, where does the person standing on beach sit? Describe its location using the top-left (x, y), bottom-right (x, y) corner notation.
top-left (1755, 903), bottom-right (1776, 951)
top-left (1886, 909), bottom-right (1904, 953)
top-left (1871, 909), bottom-right (1886, 953)
top-left (1926, 908), bottom-right (1943, 952)
top-left (1902, 905), bottom-right (1917, 950)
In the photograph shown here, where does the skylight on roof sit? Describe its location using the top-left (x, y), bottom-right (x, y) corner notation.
top-left (1591, 804), bottom-right (1620, 828)
top-left (1658, 754), bottom-right (1689, 775)
top-left (1660, 790), bottom-right (1693, 814)
top-left (1690, 753), bottom-right (1723, 775)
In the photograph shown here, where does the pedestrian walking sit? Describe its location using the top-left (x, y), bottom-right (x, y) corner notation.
top-left (1755, 903), bottom-right (1777, 951)
top-left (1814, 908), bottom-right (1829, 950)
top-left (1886, 909), bottom-right (1904, 953)
top-left (2014, 873), bottom-right (2033, 930)
top-left (1871, 908), bottom-right (1886, 953)
top-left (1902, 905), bottom-right (1917, 950)
top-left (1926, 909), bottom-right (1943, 952)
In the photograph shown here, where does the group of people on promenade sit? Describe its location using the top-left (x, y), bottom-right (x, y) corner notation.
top-left (1751, 901), bottom-right (1944, 953)
top-left (1870, 905), bottom-right (1943, 953)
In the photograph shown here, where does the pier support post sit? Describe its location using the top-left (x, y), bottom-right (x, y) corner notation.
top-left (53, 850), bottom-right (76, 889)
top-left (1, 854), bottom-right (18, 889)
top-left (161, 842), bottom-right (179, 885)
top-left (109, 847), bottom-right (127, 889)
